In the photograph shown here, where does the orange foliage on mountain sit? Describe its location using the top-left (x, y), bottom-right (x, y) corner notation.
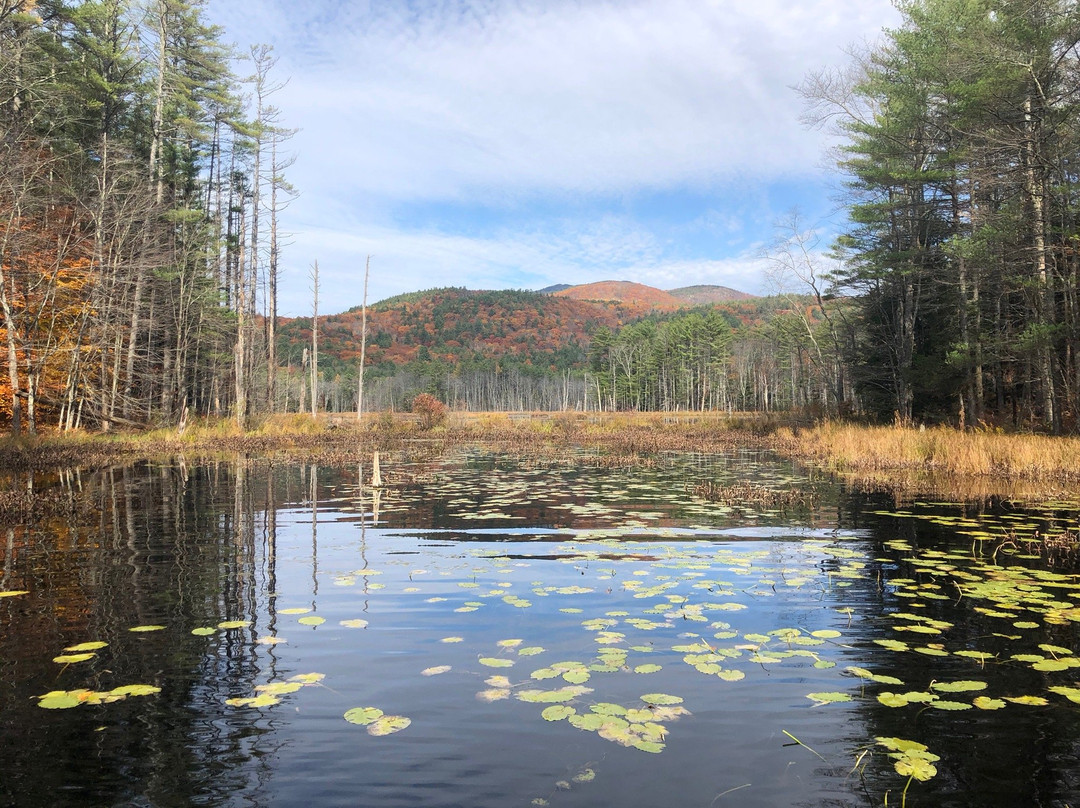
top-left (552, 281), bottom-right (686, 312)
top-left (279, 288), bottom-right (627, 370)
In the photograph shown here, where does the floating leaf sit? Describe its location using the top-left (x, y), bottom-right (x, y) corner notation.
top-left (441, 637), bottom-right (464, 643)
top-left (340, 619), bottom-right (369, 628)
top-left (256, 636), bottom-right (287, 645)
top-left (572, 769), bottom-right (596, 783)
top-left (0, 590), bottom-right (29, 598)
top-left (129, 625), bottom-right (166, 633)
top-left (973, 697), bottom-right (1007, 710)
top-left (344, 706), bottom-right (383, 725)
top-left (279, 608), bottom-right (311, 615)
top-left (641, 693), bottom-right (683, 705)
top-left (479, 658), bottom-right (514, 668)
top-left (37, 690), bottom-right (87, 709)
top-left (477, 689), bottom-right (511, 702)
top-left (227, 693), bottom-right (280, 708)
top-left (873, 639), bottom-right (909, 652)
top-left (422, 666), bottom-right (451, 677)
top-left (1049, 686), bottom-right (1080, 704)
top-left (1004, 695), bottom-right (1049, 706)
top-left (895, 757), bottom-right (937, 782)
top-left (877, 692), bottom-right (909, 708)
top-left (569, 713), bottom-right (607, 731)
top-left (631, 740), bottom-right (665, 753)
top-left (542, 705), bottom-right (576, 722)
top-left (368, 715), bottom-right (411, 736)
top-left (110, 684), bottom-right (160, 697)
top-left (484, 675), bottom-right (511, 688)
top-left (930, 700), bottom-right (973, 711)
top-left (297, 616), bottom-right (325, 626)
top-left (1032, 659), bottom-right (1071, 672)
top-left (191, 627), bottom-right (217, 636)
top-left (914, 646), bottom-right (950, 657)
top-left (634, 664), bottom-right (662, 674)
top-left (497, 639), bottom-right (523, 648)
top-left (64, 641), bottom-right (108, 653)
top-left (518, 647), bottom-right (545, 656)
top-left (255, 682), bottom-right (303, 696)
top-left (931, 681), bottom-right (987, 693)
top-left (807, 692), bottom-right (852, 705)
top-left (53, 653), bottom-right (95, 664)
top-left (811, 630), bottom-right (842, 639)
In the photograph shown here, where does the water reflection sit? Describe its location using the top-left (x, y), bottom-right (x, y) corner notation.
top-left (0, 454), bottom-right (1078, 807)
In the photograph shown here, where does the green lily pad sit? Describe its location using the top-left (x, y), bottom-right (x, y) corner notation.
top-left (344, 706), bottom-right (384, 725)
top-left (807, 691), bottom-right (852, 705)
top-left (930, 681), bottom-right (987, 693)
top-left (541, 705), bottom-right (576, 721)
top-left (640, 693), bottom-right (683, 705)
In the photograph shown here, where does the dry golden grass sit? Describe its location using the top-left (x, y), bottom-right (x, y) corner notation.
top-left (9, 413), bottom-right (1080, 501)
top-left (776, 422), bottom-right (1080, 482)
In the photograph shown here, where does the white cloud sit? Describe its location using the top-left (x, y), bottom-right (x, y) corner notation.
top-left (208, 0), bottom-right (899, 313)
top-left (237, 0), bottom-right (896, 201)
top-left (278, 218), bottom-right (777, 315)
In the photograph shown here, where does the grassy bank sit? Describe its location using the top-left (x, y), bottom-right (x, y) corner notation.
top-left (776, 422), bottom-right (1080, 480)
top-left (5, 413), bottom-right (1080, 498)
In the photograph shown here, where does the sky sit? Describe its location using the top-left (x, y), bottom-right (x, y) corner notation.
top-left (205, 0), bottom-right (900, 316)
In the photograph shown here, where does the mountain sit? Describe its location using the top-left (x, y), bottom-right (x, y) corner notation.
top-left (669, 285), bottom-right (755, 304)
top-left (277, 282), bottom-right (763, 376)
top-left (278, 287), bottom-right (625, 373)
top-left (552, 281), bottom-right (685, 311)
top-left (537, 283), bottom-right (573, 293)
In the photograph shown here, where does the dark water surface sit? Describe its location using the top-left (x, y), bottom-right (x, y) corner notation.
top-left (2, 451), bottom-right (1080, 807)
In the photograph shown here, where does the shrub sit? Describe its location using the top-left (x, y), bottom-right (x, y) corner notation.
top-left (411, 393), bottom-right (447, 429)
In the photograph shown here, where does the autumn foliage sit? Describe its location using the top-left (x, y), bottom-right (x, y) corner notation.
top-left (410, 393), bottom-right (446, 429)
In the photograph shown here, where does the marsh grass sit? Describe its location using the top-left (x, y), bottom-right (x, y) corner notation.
top-left (776, 422), bottom-right (1080, 482)
top-left (7, 413), bottom-right (1080, 502)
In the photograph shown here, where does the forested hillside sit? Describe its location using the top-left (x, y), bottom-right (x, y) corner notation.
top-left (1, 0), bottom-right (293, 433)
top-left (275, 285), bottom-right (841, 414)
top-left (7, 0), bottom-right (1080, 432)
top-left (806, 0), bottom-right (1080, 431)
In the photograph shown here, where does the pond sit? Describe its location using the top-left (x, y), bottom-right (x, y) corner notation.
top-left (2, 450), bottom-right (1080, 807)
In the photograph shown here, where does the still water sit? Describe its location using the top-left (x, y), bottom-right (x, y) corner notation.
top-left (1, 451), bottom-right (1080, 807)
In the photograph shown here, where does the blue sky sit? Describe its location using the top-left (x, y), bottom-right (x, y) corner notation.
top-left (206, 0), bottom-right (899, 316)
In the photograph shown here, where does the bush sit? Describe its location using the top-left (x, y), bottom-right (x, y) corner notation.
top-left (411, 393), bottom-right (447, 429)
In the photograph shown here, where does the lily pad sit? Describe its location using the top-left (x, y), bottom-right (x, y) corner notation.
top-left (541, 705), bottom-right (576, 721)
top-left (344, 706), bottom-right (384, 725)
top-left (368, 715), bottom-right (411, 736)
top-left (53, 653), bottom-right (95, 664)
top-left (63, 641), bottom-right (108, 652)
